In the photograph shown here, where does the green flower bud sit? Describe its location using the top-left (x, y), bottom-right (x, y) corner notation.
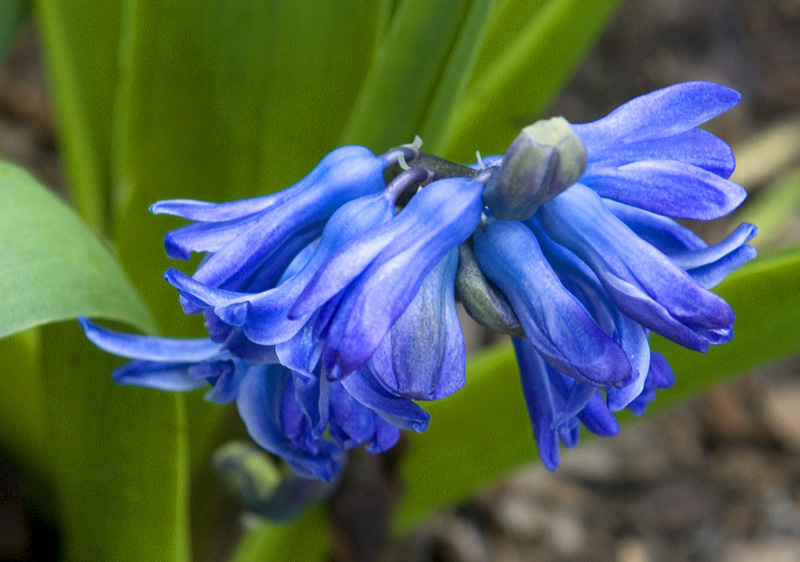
top-left (455, 239), bottom-right (525, 337)
top-left (483, 117), bottom-right (587, 220)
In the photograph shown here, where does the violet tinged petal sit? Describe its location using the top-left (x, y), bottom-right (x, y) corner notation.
top-left (365, 418), bottom-right (402, 455)
top-left (112, 361), bottom-right (207, 392)
top-left (190, 147), bottom-right (386, 290)
top-left (291, 176), bottom-right (481, 322)
top-left (322, 178), bottom-right (484, 374)
top-left (293, 373), bottom-right (330, 440)
top-left (200, 362), bottom-right (246, 404)
top-left (601, 198), bottom-right (707, 254)
top-left (214, 192), bottom-right (396, 346)
top-left (669, 223), bottom-right (757, 271)
top-left (538, 185), bottom-right (735, 351)
top-left (275, 319), bottom-right (322, 380)
top-left (581, 160), bottom-right (747, 220)
top-left (341, 368), bottom-right (430, 432)
top-left (223, 329), bottom-right (279, 365)
top-left (163, 214), bottom-right (261, 260)
top-left (79, 317), bottom-right (222, 362)
top-left (529, 219), bottom-right (649, 408)
top-left (572, 82), bottom-right (740, 152)
top-left (687, 246), bottom-right (758, 290)
top-left (627, 352), bottom-right (675, 416)
top-left (165, 268), bottom-right (244, 312)
top-left (366, 248), bottom-right (465, 401)
top-left (512, 337), bottom-right (562, 471)
top-left (236, 365), bottom-right (343, 481)
top-left (328, 383), bottom-right (377, 450)
top-left (584, 128), bottom-right (736, 178)
top-left (577, 393), bottom-right (620, 437)
top-left (473, 219), bottom-right (632, 388)
top-left (150, 146), bottom-right (377, 222)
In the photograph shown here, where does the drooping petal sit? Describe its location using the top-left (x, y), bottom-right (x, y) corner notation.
top-left (669, 223), bottom-right (758, 288)
top-left (321, 177), bottom-right (484, 374)
top-left (538, 184), bottom-right (735, 352)
top-left (366, 248), bottom-right (465, 401)
top-left (627, 352), bottom-right (675, 416)
top-left (79, 317), bottom-right (222, 362)
top-left (473, 219), bottom-right (632, 388)
top-left (236, 365), bottom-right (343, 481)
top-left (112, 361), bottom-right (207, 392)
top-left (340, 368), bottom-right (430, 432)
top-left (572, 82), bottom-right (741, 151)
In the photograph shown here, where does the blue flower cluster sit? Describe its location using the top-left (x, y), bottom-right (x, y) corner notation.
top-left (82, 82), bottom-right (756, 479)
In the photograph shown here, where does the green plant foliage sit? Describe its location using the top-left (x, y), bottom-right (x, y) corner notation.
top-left (229, 508), bottom-right (328, 562)
top-left (0, 162), bottom-right (155, 338)
top-left (41, 322), bottom-right (190, 562)
top-left (396, 249), bottom-right (800, 530)
top-left (33, 0), bottom-right (124, 231)
top-left (445, 0), bottom-right (622, 160)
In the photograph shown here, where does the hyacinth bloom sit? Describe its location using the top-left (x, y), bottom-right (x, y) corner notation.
top-left (82, 81), bottom-right (756, 479)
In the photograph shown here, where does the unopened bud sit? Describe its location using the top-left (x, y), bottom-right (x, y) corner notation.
top-left (482, 117), bottom-right (587, 221)
top-left (455, 240), bottom-right (525, 337)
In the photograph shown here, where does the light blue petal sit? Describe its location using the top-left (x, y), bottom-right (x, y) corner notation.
top-left (601, 199), bottom-right (706, 254)
top-left (112, 361), bottom-right (207, 392)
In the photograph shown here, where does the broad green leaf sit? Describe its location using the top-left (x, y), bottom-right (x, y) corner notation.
top-left (396, 249), bottom-right (800, 530)
top-left (229, 508), bottom-right (328, 562)
top-left (33, 0), bottom-right (124, 231)
top-left (41, 321), bottom-right (190, 562)
top-left (0, 0), bottom-right (28, 63)
top-left (417, 0), bottom-right (495, 155)
top-left (0, 162), bottom-right (155, 339)
top-left (445, 0), bottom-right (622, 160)
top-left (339, 0), bottom-right (473, 151)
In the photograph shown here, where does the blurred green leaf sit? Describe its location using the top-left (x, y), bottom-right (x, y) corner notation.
top-left (445, 0), bottom-right (622, 160)
top-left (339, 0), bottom-right (474, 151)
top-left (33, 0), bottom-right (124, 231)
top-left (417, 0), bottom-right (495, 154)
top-left (736, 169), bottom-right (800, 250)
top-left (229, 508), bottom-right (328, 562)
top-left (41, 321), bottom-right (190, 562)
top-left (0, 162), bottom-right (155, 339)
top-left (0, 329), bottom-right (46, 476)
top-left (0, 0), bottom-right (28, 63)
top-left (396, 249), bottom-right (800, 530)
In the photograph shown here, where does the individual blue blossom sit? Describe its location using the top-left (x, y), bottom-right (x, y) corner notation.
top-left (81, 81), bottom-right (757, 482)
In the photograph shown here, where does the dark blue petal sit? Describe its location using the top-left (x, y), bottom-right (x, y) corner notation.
top-left (340, 368), bottom-right (430, 432)
top-left (112, 361), bottom-right (207, 392)
top-left (628, 352), bottom-right (675, 416)
top-left (236, 365), bottom-right (343, 481)
top-left (79, 317), bottom-right (222, 362)
top-left (538, 185), bottom-right (735, 351)
top-left (572, 82), bottom-right (740, 152)
top-left (577, 393), bottom-right (620, 437)
top-left (199, 361), bottom-right (245, 404)
top-left (365, 418), bottom-right (401, 454)
top-left (321, 178), bottom-right (484, 374)
top-left (581, 160), bottom-right (747, 220)
top-left (473, 219), bottom-right (632, 387)
top-left (328, 383), bottom-right (377, 450)
top-left (366, 248), bottom-right (465, 400)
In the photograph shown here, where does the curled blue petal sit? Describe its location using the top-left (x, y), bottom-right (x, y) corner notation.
top-left (669, 223), bottom-right (758, 289)
top-left (366, 248), bottom-right (465, 400)
top-left (473, 219), bottom-right (632, 387)
top-left (340, 368), bottom-right (430, 432)
top-left (79, 317), bottom-right (222, 362)
top-left (601, 198), bottom-right (706, 254)
top-left (572, 82), bottom-right (740, 152)
top-left (538, 184), bottom-right (735, 352)
top-left (580, 160), bottom-right (746, 220)
top-left (112, 361), bottom-right (207, 392)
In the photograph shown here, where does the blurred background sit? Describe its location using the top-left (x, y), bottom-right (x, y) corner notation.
top-left (1, 0), bottom-right (800, 560)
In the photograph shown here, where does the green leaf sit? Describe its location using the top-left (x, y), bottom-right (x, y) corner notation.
top-left (396, 249), bottom-right (800, 530)
top-left (736, 169), bottom-right (800, 251)
top-left (417, 0), bottom-right (495, 155)
top-left (0, 162), bottom-right (155, 339)
top-left (41, 321), bottom-right (190, 562)
top-left (228, 508), bottom-right (328, 562)
top-left (0, 0), bottom-right (28, 64)
top-left (338, 0), bottom-right (474, 151)
top-left (33, 0), bottom-right (124, 231)
top-left (445, 0), bottom-right (622, 160)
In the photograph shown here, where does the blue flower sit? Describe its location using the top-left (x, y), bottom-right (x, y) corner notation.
top-left (81, 81), bottom-right (756, 480)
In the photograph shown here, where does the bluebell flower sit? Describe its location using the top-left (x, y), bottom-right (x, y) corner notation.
top-left (81, 81), bottom-right (756, 482)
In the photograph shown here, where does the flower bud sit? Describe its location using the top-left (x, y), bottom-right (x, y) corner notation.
top-left (483, 117), bottom-right (587, 220)
top-left (455, 239), bottom-right (524, 336)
